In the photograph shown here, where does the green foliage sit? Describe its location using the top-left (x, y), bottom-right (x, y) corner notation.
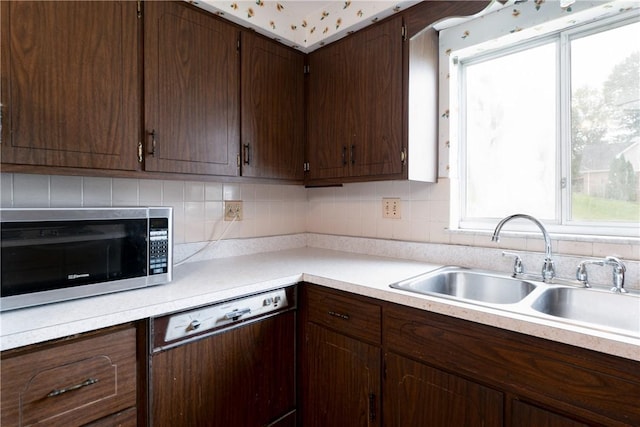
top-left (606, 154), bottom-right (637, 202)
top-left (603, 51), bottom-right (640, 143)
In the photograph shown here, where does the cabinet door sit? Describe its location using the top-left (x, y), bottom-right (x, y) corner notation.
top-left (151, 311), bottom-right (295, 427)
top-left (348, 16), bottom-right (404, 178)
top-left (384, 352), bottom-right (503, 427)
top-left (0, 1), bottom-right (139, 171)
top-left (302, 323), bottom-right (380, 427)
top-left (241, 32), bottom-right (304, 180)
top-left (144, 1), bottom-right (239, 176)
top-left (306, 16), bottom-right (403, 183)
top-left (306, 37), bottom-right (353, 181)
top-left (511, 400), bottom-right (592, 427)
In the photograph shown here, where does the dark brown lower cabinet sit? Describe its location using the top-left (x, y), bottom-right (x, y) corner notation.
top-left (0, 324), bottom-right (138, 427)
top-left (384, 303), bottom-right (640, 427)
top-left (300, 285), bottom-right (382, 427)
top-left (303, 323), bottom-right (381, 426)
top-left (151, 311), bottom-right (296, 427)
top-left (301, 284), bottom-right (640, 427)
top-left (384, 352), bottom-right (503, 426)
top-left (511, 400), bottom-right (591, 427)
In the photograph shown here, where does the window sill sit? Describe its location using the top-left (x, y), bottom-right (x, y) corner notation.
top-left (448, 227), bottom-right (640, 246)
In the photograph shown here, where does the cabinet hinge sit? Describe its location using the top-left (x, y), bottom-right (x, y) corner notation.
top-left (136, 1), bottom-right (142, 19)
top-left (401, 24), bottom-right (407, 41)
top-left (303, 65), bottom-right (310, 75)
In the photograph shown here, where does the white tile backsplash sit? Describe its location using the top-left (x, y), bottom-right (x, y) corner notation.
top-left (162, 180), bottom-right (184, 202)
top-left (205, 182), bottom-right (223, 201)
top-left (112, 178), bottom-right (139, 206)
top-left (83, 177), bottom-right (112, 207)
top-left (1, 173), bottom-right (13, 207)
top-left (185, 181), bottom-right (205, 202)
top-left (50, 175), bottom-right (82, 207)
top-left (13, 173), bottom-right (49, 207)
top-left (1, 173), bottom-right (637, 265)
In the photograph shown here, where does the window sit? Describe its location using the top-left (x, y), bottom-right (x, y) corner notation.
top-left (454, 15), bottom-right (639, 237)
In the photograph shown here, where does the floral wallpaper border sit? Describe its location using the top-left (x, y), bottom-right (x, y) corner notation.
top-left (192, 0), bottom-right (419, 51)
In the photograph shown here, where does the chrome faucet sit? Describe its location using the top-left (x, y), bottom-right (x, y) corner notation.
top-left (492, 214), bottom-right (555, 283)
top-left (604, 256), bottom-right (627, 293)
top-left (502, 251), bottom-right (524, 277)
top-left (576, 256), bottom-right (627, 292)
top-left (576, 259), bottom-right (604, 287)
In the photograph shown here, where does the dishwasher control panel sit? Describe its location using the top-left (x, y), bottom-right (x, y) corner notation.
top-left (157, 288), bottom-right (291, 346)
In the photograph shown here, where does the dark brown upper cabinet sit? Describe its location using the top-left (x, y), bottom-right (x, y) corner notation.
top-left (0, 1), bottom-right (140, 171)
top-left (306, 16), bottom-right (404, 185)
top-left (143, 1), bottom-right (240, 176)
top-left (240, 32), bottom-right (305, 181)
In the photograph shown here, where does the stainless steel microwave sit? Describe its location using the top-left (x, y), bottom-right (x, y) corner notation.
top-left (1, 207), bottom-right (172, 311)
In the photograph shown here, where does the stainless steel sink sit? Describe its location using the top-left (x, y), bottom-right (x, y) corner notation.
top-left (531, 287), bottom-right (640, 335)
top-left (390, 266), bottom-right (537, 304)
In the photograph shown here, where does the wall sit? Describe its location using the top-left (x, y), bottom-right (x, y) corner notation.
top-left (3, 171), bottom-right (635, 260)
top-left (0, 173), bottom-right (307, 245)
top-left (306, 178), bottom-right (639, 261)
top-left (1, 171), bottom-right (638, 287)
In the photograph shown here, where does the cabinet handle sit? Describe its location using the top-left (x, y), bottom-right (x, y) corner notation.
top-left (369, 393), bottom-right (376, 422)
top-left (47, 377), bottom-right (99, 398)
top-left (342, 146), bottom-right (347, 166)
top-left (149, 129), bottom-right (157, 157)
top-left (327, 310), bottom-right (350, 320)
top-left (137, 141), bottom-right (143, 163)
top-left (350, 144), bottom-right (356, 165)
top-left (243, 143), bottom-right (250, 165)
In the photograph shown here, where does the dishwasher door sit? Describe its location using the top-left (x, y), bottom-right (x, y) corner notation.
top-left (149, 287), bottom-right (296, 427)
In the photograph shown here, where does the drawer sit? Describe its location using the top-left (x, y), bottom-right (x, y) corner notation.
top-left (1, 325), bottom-right (137, 427)
top-left (305, 285), bottom-right (381, 344)
top-left (84, 407), bottom-right (137, 427)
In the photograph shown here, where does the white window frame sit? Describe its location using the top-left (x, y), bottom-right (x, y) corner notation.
top-left (452, 13), bottom-right (640, 239)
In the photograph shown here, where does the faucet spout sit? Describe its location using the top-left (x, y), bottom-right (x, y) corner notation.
top-left (492, 214), bottom-right (555, 283)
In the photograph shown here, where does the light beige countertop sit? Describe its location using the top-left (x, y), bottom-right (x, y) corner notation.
top-left (1, 247), bottom-right (639, 361)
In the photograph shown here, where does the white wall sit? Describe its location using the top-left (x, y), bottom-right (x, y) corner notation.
top-left (0, 173), bottom-right (307, 245)
top-left (3, 172), bottom-right (637, 262)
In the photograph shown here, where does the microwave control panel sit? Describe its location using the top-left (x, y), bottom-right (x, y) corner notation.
top-left (149, 218), bottom-right (169, 275)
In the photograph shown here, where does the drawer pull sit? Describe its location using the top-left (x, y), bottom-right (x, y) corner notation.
top-left (47, 377), bottom-right (99, 398)
top-left (328, 310), bottom-right (350, 320)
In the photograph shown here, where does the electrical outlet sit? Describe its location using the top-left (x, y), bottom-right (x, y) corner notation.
top-left (224, 200), bottom-right (243, 221)
top-left (382, 198), bottom-right (401, 219)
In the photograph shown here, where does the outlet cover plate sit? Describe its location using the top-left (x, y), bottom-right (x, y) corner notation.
top-left (382, 198), bottom-right (401, 219)
top-left (224, 200), bottom-right (243, 221)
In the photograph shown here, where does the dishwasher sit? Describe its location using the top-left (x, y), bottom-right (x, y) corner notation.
top-left (149, 286), bottom-right (297, 427)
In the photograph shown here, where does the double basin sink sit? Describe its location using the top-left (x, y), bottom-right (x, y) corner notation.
top-left (390, 266), bottom-right (640, 337)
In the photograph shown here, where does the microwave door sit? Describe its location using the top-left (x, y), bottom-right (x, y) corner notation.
top-left (1, 219), bottom-right (148, 298)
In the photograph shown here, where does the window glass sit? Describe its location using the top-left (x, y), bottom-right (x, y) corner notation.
top-left (458, 16), bottom-right (639, 235)
top-left (464, 42), bottom-right (557, 220)
top-left (570, 21), bottom-right (640, 223)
